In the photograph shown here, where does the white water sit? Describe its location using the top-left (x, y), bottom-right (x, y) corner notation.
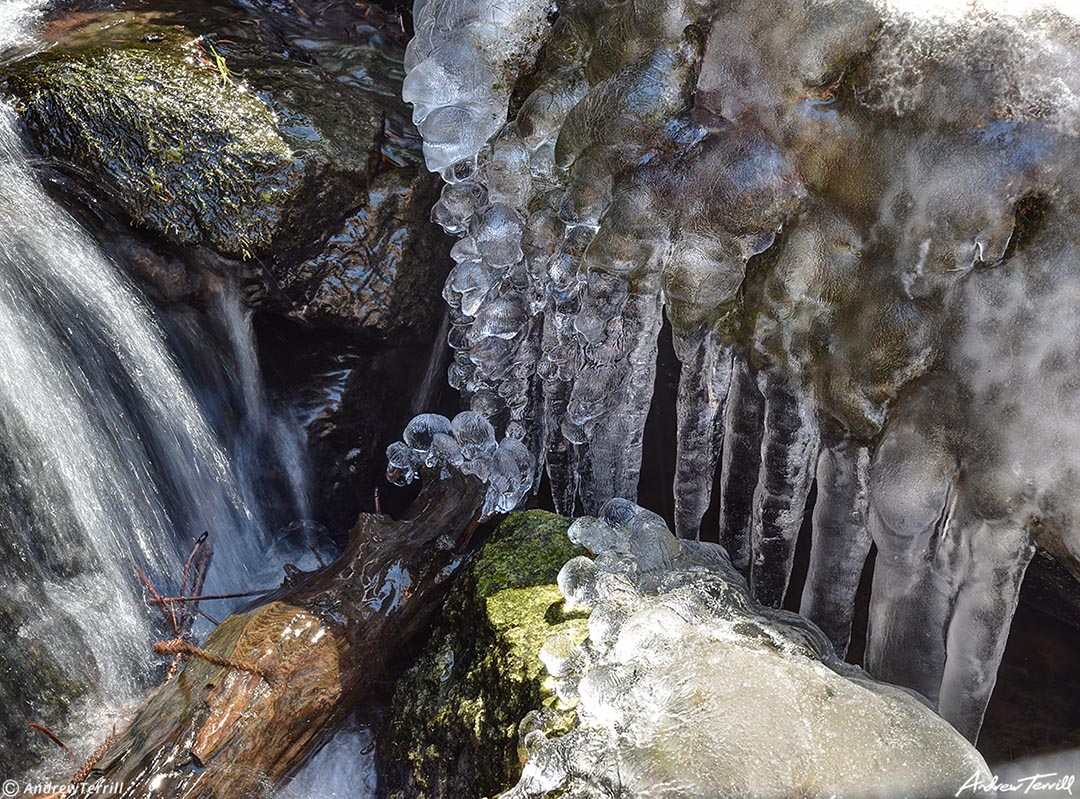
top-left (0, 5), bottom-right (342, 787)
top-left (0, 5), bottom-right (385, 795)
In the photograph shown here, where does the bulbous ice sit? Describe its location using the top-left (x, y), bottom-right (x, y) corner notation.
top-left (387, 411), bottom-right (535, 519)
top-left (404, 0), bottom-right (1080, 740)
top-left (505, 507), bottom-right (989, 798)
top-left (404, 0), bottom-right (555, 173)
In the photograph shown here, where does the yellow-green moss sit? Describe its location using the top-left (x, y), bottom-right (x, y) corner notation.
top-left (382, 510), bottom-right (588, 799)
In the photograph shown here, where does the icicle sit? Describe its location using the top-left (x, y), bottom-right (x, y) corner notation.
top-left (717, 356), bottom-right (764, 574)
top-left (543, 388), bottom-right (579, 516)
top-left (673, 328), bottom-right (734, 539)
top-left (864, 410), bottom-right (959, 707)
top-left (749, 371), bottom-right (821, 608)
top-left (799, 431), bottom-right (872, 658)
top-left (937, 516), bottom-right (1036, 741)
top-left (571, 278), bottom-right (664, 514)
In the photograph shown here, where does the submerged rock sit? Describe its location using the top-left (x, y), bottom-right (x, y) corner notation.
top-left (3, 14), bottom-right (380, 261)
top-left (381, 510), bottom-right (588, 799)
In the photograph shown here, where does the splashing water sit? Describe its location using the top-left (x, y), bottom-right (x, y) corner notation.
top-left (0, 6), bottom-right (321, 780)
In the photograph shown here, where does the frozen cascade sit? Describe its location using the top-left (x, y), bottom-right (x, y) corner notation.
top-left (503, 502), bottom-right (989, 798)
top-left (405, 0), bottom-right (1080, 739)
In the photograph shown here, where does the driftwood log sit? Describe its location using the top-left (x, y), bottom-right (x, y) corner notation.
top-left (74, 471), bottom-right (486, 799)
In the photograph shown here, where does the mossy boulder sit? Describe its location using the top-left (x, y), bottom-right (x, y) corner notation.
top-left (2, 13), bottom-right (381, 260)
top-left (381, 510), bottom-right (588, 799)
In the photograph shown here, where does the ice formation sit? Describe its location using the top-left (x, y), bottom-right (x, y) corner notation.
top-left (387, 411), bottom-right (535, 518)
top-left (402, 0), bottom-right (1080, 741)
top-left (503, 502), bottom-right (989, 799)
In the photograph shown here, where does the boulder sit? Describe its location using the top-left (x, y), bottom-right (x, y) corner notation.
top-left (3, 13), bottom-right (380, 262)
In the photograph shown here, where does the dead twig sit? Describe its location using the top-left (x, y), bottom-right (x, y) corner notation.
top-left (134, 563), bottom-right (178, 636)
top-left (27, 723), bottom-right (79, 765)
top-left (153, 639), bottom-right (273, 682)
top-left (149, 588), bottom-right (273, 604)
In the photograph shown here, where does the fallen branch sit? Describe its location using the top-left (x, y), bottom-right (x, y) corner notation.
top-left (68, 470), bottom-right (485, 799)
top-left (147, 589), bottom-right (273, 604)
top-left (27, 724), bottom-right (79, 765)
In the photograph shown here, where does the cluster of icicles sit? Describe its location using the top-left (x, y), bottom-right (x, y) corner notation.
top-left (504, 501), bottom-right (988, 798)
top-left (401, 0), bottom-right (1080, 743)
top-left (387, 411), bottom-right (534, 518)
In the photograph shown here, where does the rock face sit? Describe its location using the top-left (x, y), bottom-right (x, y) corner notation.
top-left (279, 168), bottom-right (446, 340)
top-left (380, 510), bottom-right (588, 799)
top-left (5, 18), bottom-right (379, 261)
top-left (0, 597), bottom-right (90, 775)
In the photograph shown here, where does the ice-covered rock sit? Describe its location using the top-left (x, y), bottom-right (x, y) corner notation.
top-left (504, 502), bottom-right (990, 799)
top-left (403, 0), bottom-right (1080, 741)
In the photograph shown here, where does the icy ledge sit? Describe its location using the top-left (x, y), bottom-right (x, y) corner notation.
top-left (505, 500), bottom-right (989, 799)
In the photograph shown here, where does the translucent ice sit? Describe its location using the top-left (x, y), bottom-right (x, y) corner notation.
top-left (387, 411), bottom-right (535, 517)
top-left (504, 505), bottom-right (989, 799)
top-left (404, 0), bottom-right (1080, 739)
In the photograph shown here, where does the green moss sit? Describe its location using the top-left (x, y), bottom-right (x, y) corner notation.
top-left (1, 13), bottom-right (380, 260)
top-left (382, 510), bottom-right (588, 799)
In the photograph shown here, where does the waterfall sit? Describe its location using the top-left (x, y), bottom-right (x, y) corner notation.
top-left (0, 5), bottom-right (315, 776)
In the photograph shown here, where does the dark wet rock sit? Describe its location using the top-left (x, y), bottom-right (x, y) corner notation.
top-left (3, 13), bottom-right (381, 261)
top-left (1021, 547), bottom-right (1080, 632)
top-left (0, 596), bottom-right (92, 776)
top-left (276, 168), bottom-right (446, 340)
top-left (257, 314), bottom-right (451, 533)
top-left (380, 510), bottom-right (587, 799)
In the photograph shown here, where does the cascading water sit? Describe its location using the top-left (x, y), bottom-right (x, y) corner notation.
top-left (0, 4), bottom-right (322, 780)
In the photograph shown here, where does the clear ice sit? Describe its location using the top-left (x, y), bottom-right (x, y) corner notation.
top-left (387, 410), bottom-right (535, 519)
top-left (503, 503), bottom-right (990, 798)
top-left (404, 0), bottom-right (1080, 741)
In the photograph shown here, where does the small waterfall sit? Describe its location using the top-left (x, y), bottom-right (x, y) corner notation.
top-left (211, 284), bottom-right (312, 525)
top-left (0, 6), bottom-right (313, 775)
top-left (411, 306), bottom-right (452, 416)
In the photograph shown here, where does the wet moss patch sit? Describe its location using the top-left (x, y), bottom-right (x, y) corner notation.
top-left (2, 15), bottom-right (381, 260)
top-left (381, 510), bottom-right (587, 799)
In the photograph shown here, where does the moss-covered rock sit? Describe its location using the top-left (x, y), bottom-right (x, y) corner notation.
top-left (381, 510), bottom-right (588, 799)
top-left (2, 13), bottom-right (380, 260)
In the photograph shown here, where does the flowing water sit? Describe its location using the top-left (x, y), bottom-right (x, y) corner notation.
top-left (0, 4), bottom-right (379, 791)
